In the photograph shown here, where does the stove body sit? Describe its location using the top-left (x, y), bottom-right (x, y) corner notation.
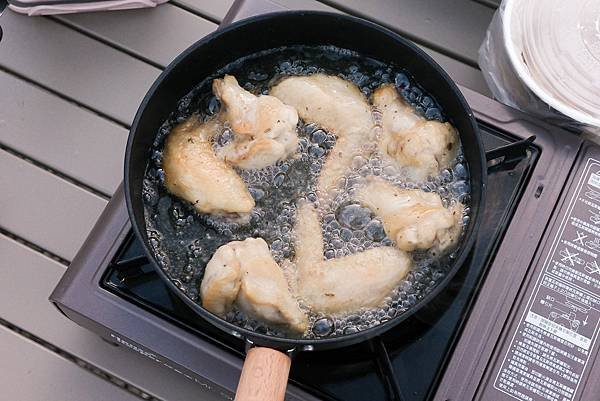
top-left (51, 2), bottom-right (600, 400)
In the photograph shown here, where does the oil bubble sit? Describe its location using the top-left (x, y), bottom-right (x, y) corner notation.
top-left (313, 318), bottom-right (335, 336)
top-left (365, 220), bottom-right (386, 241)
top-left (311, 129), bottom-right (327, 144)
top-left (337, 204), bottom-right (372, 230)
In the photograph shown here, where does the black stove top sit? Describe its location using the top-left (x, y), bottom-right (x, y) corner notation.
top-left (50, 84), bottom-right (586, 401)
top-left (52, 3), bottom-right (596, 401)
top-left (101, 123), bottom-right (538, 401)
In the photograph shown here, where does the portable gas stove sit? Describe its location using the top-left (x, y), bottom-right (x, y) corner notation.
top-left (50, 1), bottom-right (600, 400)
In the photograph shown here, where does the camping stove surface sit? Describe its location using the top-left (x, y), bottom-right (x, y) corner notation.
top-left (97, 122), bottom-right (534, 401)
top-left (51, 1), bottom-right (600, 401)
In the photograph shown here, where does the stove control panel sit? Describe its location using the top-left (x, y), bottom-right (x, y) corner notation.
top-left (486, 147), bottom-right (600, 401)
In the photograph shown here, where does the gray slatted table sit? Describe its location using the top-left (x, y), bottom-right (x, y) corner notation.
top-left (0, 0), bottom-right (496, 399)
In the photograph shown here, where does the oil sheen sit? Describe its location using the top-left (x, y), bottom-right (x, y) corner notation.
top-left (142, 45), bottom-right (471, 339)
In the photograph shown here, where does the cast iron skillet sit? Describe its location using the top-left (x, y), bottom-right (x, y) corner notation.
top-left (125, 11), bottom-right (486, 401)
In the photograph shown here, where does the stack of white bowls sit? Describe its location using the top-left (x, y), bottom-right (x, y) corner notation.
top-left (479, 0), bottom-right (600, 134)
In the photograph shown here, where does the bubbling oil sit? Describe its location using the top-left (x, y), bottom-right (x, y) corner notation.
top-left (142, 45), bottom-right (471, 339)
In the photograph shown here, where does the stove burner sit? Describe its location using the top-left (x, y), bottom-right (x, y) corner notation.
top-left (486, 135), bottom-right (535, 169)
top-left (100, 122), bottom-right (538, 401)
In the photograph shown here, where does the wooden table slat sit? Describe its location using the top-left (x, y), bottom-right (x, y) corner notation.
top-left (0, 10), bottom-right (160, 126)
top-left (0, 71), bottom-right (127, 195)
top-left (0, 150), bottom-right (107, 261)
top-left (0, 234), bottom-right (224, 401)
top-left (0, 326), bottom-right (141, 401)
top-left (171, 0), bottom-right (234, 21)
top-left (271, 0), bottom-right (332, 11)
top-left (320, 0), bottom-right (493, 66)
top-left (57, 5), bottom-right (218, 68)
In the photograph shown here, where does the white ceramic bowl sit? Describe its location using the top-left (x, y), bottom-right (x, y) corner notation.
top-left (502, 0), bottom-right (600, 129)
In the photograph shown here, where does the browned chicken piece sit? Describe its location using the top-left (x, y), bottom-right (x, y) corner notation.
top-left (199, 242), bottom-right (242, 316)
top-left (292, 202), bottom-right (411, 314)
top-left (356, 177), bottom-right (464, 253)
top-left (163, 115), bottom-right (254, 215)
top-left (213, 75), bottom-right (299, 169)
top-left (200, 238), bottom-right (308, 333)
top-left (373, 85), bottom-right (458, 181)
top-left (271, 74), bottom-right (376, 199)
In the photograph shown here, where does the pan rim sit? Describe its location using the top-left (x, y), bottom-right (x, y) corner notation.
top-left (125, 10), bottom-right (487, 350)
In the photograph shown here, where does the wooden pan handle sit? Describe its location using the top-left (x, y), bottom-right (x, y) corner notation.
top-left (234, 346), bottom-right (291, 401)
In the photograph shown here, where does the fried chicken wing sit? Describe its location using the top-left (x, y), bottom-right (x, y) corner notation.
top-left (270, 74), bottom-right (374, 135)
top-left (271, 74), bottom-right (376, 198)
top-left (163, 115), bottom-right (255, 215)
top-left (200, 242), bottom-right (242, 316)
top-left (373, 85), bottom-right (458, 180)
top-left (213, 75), bottom-right (299, 169)
top-left (356, 177), bottom-right (464, 253)
top-left (292, 202), bottom-right (411, 314)
top-left (200, 238), bottom-right (308, 333)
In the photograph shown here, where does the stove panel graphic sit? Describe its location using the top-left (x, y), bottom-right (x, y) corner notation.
top-left (494, 159), bottom-right (600, 401)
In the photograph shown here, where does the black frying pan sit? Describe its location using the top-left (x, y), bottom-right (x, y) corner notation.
top-left (125, 11), bottom-right (486, 400)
